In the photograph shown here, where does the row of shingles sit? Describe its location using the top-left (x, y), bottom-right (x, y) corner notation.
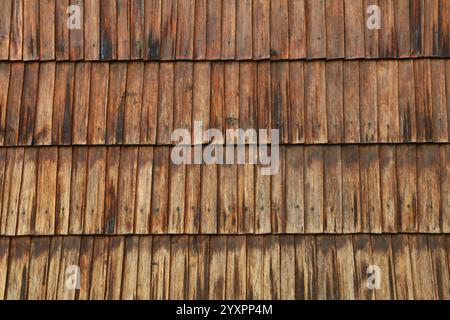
top-left (0, 59), bottom-right (449, 146)
top-left (0, 146), bottom-right (148, 236)
top-left (0, 0), bottom-right (449, 61)
top-left (0, 61), bottom-right (154, 147)
top-left (0, 235), bottom-right (448, 300)
top-left (0, 144), bottom-right (449, 236)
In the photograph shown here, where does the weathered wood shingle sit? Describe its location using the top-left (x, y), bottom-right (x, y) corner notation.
top-left (0, 0), bottom-right (448, 61)
top-left (0, 235), bottom-right (448, 300)
top-left (0, 144), bottom-right (448, 235)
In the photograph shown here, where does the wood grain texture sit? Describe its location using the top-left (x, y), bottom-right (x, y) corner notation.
top-left (0, 63), bottom-right (10, 145)
top-left (117, 0), bottom-right (130, 60)
top-left (305, 0), bottom-right (326, 59)
top-left (253, 0), bottom-right (270, 59)
top-left (343, 61), bottom-right (360, 142)
top-left (0, 238), bottom-right (9, 299)
top-left (84, 0), bottom-right (100, 61)
top-left (0, 148), bottom-right (24, 235)
top-left (27, 237), bottom-right (50, 299)
top-left (289, 61), bottom-right (304, 143)
top-left (380, 145), bottom-right (397, 232)
top-left (441, 145), bottom-right (450, 233)
top-left (0, 5), bottom-right (449, 302)
top-left (122, 235), bottom-right (139, 299)
top-left (124, 62), bottom-right (144, 144)
top-left (151, 147), bottom-right (169, 234)
top-left (225, 236), bottom-right (246, 299)
top-left (72, 63), bottom-right (91, 144)
top-left (0, 61), bottom-right (448, 145)
top-left (352, 235), bottom-right (375, 300)
top-left (323, 146), bottom-right (342, 233)
top-left (428, 235), bottom-right (450, 299)
top-left (325, 0), bottom-right (344, 59)
top-left (378, 0), bottom-right (397, 58)
top-left (236, 0), bottom-right (252, 60)
top-left (417, 144), bottom-right (440, 233)
top-left (176, 0), bottom-right (195, 59)
top-left (0, 144), bottom-right (448, 236)
top-left (52, 63), bottom-right (74, 145)
top-left (23, 0), bottom-right (39, 61)
top-left (396, 145), bottom-right (418, 232)
top-left (55, 147), bottom-right (72, 234)
top-left (206, 0), bottom-right (221, 60)
top-left (414, 58), bottom-right (433, 142)
top-left (130, 0), bottom-right (145, 60)
top-left (105, 63), bottom-right (127, 145)
top-left (391, 235), bottom-right (414, 299)
top-left (34, 62), bottom-right (55, 145)
top-left (87, 63), bottom-right (109, 144)
top-left (208, 235), bottom-right (226, 299)
top-left (169, 235), bottom-right (189, 299)
top-left (16, 148), bottom-right (37, 235)
top-left (395, 0), bottom-right (411, 57)
top-left (0, 0), bottom-right (12, 60)
top-left (100, 0), bottom-right (117, 60)
top-left (117, 147), bottom-right (139, 234)
top-left (371, 235), bottom-right (396, 299)
top-left (409, 235), bottom-right (436, 299)
top-left (270, 0), bottom-right (289, 60)
top-left (359, 146), bottom-right (381, 233)
top-left (140, 63), bottom-right (159, 144)
top-left (55, 0), bottom-right (69, 60)
top-left (344, 0), bottom-right (364, 58)
top-left (305, 61), bottom-right (327, 143)
top-left (9, 0), bottom-right (23, 60)
top-left (359, 60), bottom-right (378, 142)
top-left (286, 146), bottom-right (304, 233)
top-left (35, 147), bottom-right (58, 235)
top-left (0, 235), bottom-right (446, 300)
top-left (193, 0), bottom-right (207, 59)
top-left (377, 61), bottom-right (399, 142)
top-left (84, 147), bottom-right (106, 234)
top-left (69, 0), bottom-right (83, 60)
top-left (18, 62), bottom-right (38, 145)
top-left (304, 146), bottom-right (323, 233)
top-left (69, 147), bottom-right (88, 234)
top-left (5, 63), bottom-right (24, 145)
top-left (1, 0), bottom-right (449, 61)
top-left (342, 145), bottom-right (361, 233)
top-left (56, 236), bottom-right (80, 300)
top-left (105, 236), bottom-right (124, 300)
top-left (6, 237), bottom-right (30, 299)
top-left (160, 0), bottom-right (177, 60)
top-left (144, 0), bottom-right (161, 60)
top-left (398, 60), bottom-right (416, 141)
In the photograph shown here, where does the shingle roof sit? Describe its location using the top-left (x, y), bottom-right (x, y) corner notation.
top-left (1, 235), bottom-right (449, 300)
top-left (0, 0), bottom-right (448, 61)
top-left (0, 0), bottom-right (448, 300)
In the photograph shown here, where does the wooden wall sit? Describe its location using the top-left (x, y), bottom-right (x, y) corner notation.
top-left (0, 0), bottom-right (449, 300)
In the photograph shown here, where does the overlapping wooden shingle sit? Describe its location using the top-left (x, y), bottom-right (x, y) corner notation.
top-left (0, 144), bottom-right (448, 235)
top-left (0, 235), bottom-right (448, 300)
top-left (0, 0), bottom-right (448, 61)
top-left (0, 60), bottom-right (449, 145)
top-left (0, 0), bottom-right (449, 302)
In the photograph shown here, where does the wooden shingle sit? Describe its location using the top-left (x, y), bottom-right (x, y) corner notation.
top-left (1, 0), bottom-right (448, 61)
